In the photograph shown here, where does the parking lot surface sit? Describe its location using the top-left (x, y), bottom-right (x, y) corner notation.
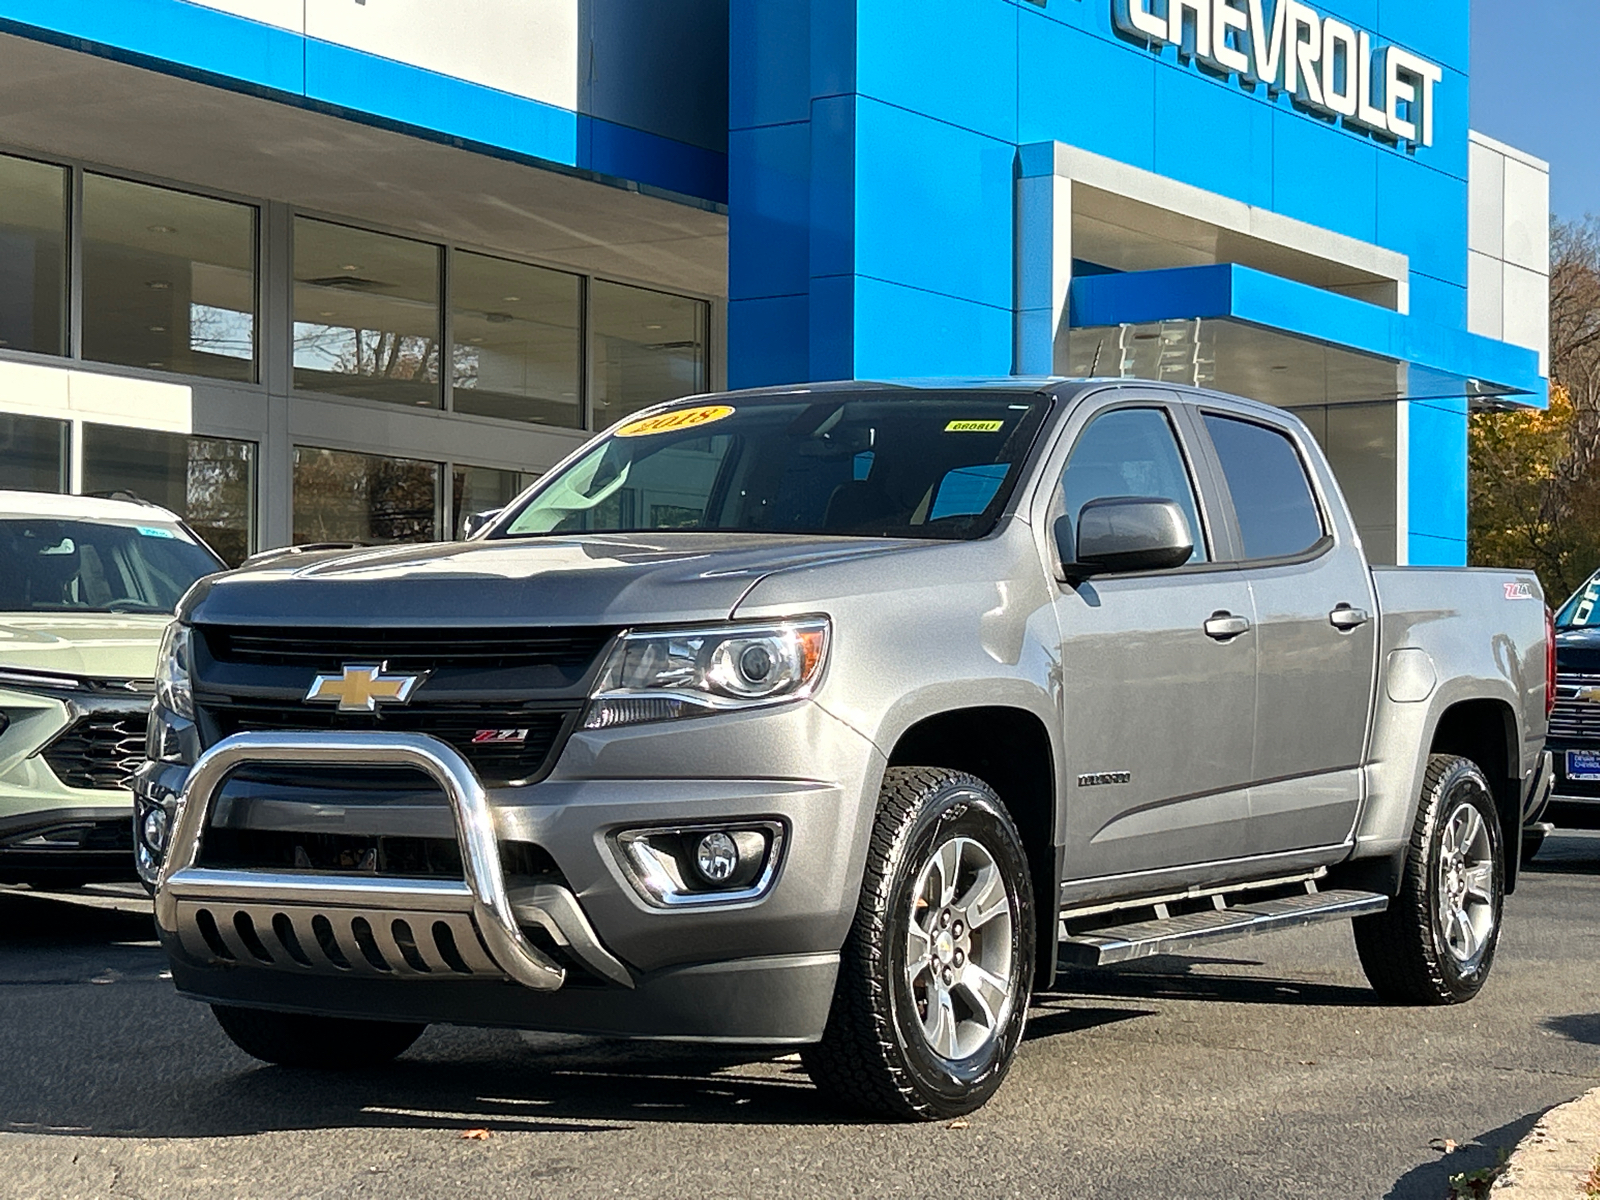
top-left (4, 834), bottom-right (1600, 1200)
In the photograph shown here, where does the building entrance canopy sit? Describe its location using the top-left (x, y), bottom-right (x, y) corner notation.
top-left (1065, 263), bottom-right (1546, 410)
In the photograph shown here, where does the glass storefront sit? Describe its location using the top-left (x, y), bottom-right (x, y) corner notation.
top-left (81, 174), bottom-right (257, 380)
top-left (80, 425), bottom-right (257, 566)
top-left (451, 251), bottom-right (582, 428)
top-left (591, 280), bottom-right (709, 429)
top-left (0, 154), bottom-right (67, 358)
top-left (0, 413), bottom-right (68, 493)
top-left (293, 219), bottom-right (442, 408)
top-left (452, 464), bottom-right (539, 538)
top-left (293, 446), bottom-right (440, 545)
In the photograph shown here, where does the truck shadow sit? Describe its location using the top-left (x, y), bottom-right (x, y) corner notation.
top-left (1045, 957), bottom-right (1385, 1009)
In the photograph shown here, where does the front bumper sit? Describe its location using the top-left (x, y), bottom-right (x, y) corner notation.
top-left (145, 723), bottom-right (877, 1042)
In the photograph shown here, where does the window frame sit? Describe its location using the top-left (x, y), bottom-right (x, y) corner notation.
top-left (1191, 405), bottom-right (1336, 568)
top-left (1041, 391), bottom-right (1234, 578)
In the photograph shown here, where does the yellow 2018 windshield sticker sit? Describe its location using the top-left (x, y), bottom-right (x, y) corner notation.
top-left (945, 419), bottom-right (1005, 433)
top-left (615, 405), bottom-right (735, 438)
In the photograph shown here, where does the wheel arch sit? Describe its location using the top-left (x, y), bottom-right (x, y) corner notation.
top-left (1428, 697), bottom-right (1523, 893)
top-left (885, 706), bottom-right (1060, 986)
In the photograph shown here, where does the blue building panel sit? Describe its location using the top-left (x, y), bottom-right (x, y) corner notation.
top-left (1407, 397), bottom-right (1470, 549)
top-left (853, 100), bottom-right (1016, 312)
top-left (729, 0), bottom-right (812, 130)
top-left (1017, 13), bottom-right (1157, 169)
top-left (856, 0), bottom-right (1019, 145)
top-left (728, 124), bottom-right (811, 302)
top-left (1153, 69), bottom-right (1274, 210)
top-left (850, 277), bottom-right (1014, 380)
top-left (730, 295), bottom-right (811, 390)
top-left (1271, 113), bottom-right (1379, 244)
top-left (1379, 0), bottom-right (1470, 75)
top-left (1377, 154), bottom-right (1469, 288)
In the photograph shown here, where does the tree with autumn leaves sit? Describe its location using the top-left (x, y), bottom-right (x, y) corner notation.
top-left (1470, 219), bottom-right (1600, 604)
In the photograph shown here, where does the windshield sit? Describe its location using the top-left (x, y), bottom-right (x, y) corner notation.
top-left (1557, 570), bottom-right (1600, 629)
top-left (0, 519), bottom-right (224, 614)
top-left (499, 393), bottom-right (1052, 541)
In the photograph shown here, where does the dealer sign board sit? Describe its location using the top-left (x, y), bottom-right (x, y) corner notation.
top-left (1112, 0), bottom-right (1444, 148)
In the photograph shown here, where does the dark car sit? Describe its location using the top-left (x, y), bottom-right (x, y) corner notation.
top-left (1543, 571), bottom-right (1600, 849)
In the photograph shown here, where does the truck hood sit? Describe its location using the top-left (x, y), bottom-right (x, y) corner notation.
top-left (0, 613), bottom-right (170, 681)
top-left (180, 533), bottom-right (922, 628)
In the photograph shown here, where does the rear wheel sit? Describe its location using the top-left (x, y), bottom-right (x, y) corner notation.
top-left (211, 1005), bottom-right (426, 1068)
top-left (802, 767), bottom-right (1035, 1121)
top-left (1353, 755), bottom-right (1504, 1005)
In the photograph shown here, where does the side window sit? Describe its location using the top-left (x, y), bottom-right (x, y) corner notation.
top-left (1060, 407), bottom-right (1207, 564)
top-left (1203, 414), bottom-right (1324, 560)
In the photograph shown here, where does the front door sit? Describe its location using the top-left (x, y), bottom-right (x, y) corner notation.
top-left (1196, 409), bottom-right (1380, 855)
top-left (1051, 400), bottom-right (1258, 886)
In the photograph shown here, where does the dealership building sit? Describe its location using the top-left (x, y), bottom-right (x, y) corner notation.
top-left (0, 0), bottom-right (1548, 566)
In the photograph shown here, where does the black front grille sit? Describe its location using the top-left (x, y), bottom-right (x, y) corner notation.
top-left (199, 625), bottom-right (615, 673)
top-left (201, 700), bottom-right (573, 786)
top-left (39, 712), bottom-right (149, 791)
top-left (198, 829), bottom-right (562, 880)
top-left (1548, 672), bottom-right (1600, 741)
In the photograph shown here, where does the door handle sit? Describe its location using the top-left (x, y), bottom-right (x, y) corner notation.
top-left (1204, 612), bottom-right (1251, 640)
top-left (1329, 605), bottom-right (1370, 631)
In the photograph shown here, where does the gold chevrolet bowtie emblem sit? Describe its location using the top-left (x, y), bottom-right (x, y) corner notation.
top-left (1579, 686), bottom-right (1600, 705)
top-left (304, 663), bottom-right (426, 713)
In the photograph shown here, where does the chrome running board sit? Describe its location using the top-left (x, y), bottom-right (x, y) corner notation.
top-left (1058, 887), bottom-right (1388, 967)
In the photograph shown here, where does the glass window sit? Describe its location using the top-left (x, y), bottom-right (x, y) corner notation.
top-left (0, 517), bottom-right (222, 614)
top-left (501, 393), bottom-right (1050, 540)
top-left (81, 174), bottom-right (256, 380)
top-left (452, 465), bottom-right (538, 538)
top-left (0, 154), bottom-right (67, 357)
top-left (293, 218), bottom-right (441, 408)
top-left (451, 252), bottom-right (581, 428)
top-left (590, 280), bottom-right (708, 429)
top-left (0, 413), bottom-right (68, 493)
top-left (1203, 414), bottom-right (1325, 560)
top-left (81, 425), bottom-right (257, 566)
top-left (294, 447), bottom-right (440, 545)
top-left (1060, 408), bottom-right (1207, 563)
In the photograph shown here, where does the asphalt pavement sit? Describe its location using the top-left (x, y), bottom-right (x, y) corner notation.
top-left (4, 835), bottom-right (1600, 1200)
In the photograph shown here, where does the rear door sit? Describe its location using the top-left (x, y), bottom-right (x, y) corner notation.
top-left (1193, 405), bottom-right (1380, 855)
top-left (1047, 393), bottom-right (1258, 885)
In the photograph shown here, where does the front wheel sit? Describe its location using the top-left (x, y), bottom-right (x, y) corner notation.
top-left (211, 1005), bottom-right (426, 1068)
top-left (1353, 755), bottom-right (1504, 1005)
top-left (802, 767), bottom-right (1035, 1121)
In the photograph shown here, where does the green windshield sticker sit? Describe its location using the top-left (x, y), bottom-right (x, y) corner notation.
top-left (945, 420), bottom-right (1005, 433)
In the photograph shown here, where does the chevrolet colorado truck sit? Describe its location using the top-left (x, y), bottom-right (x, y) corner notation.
top-left (135, 380), bottom-right (1554, 1120)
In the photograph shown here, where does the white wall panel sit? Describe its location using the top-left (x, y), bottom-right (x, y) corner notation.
top-left (306, 0), bottom-right (579, 112)
top-left (1503, 262), bottom-right (1551, 375)
top-left (1503, 157), bottom-right (1551, 274)
top-left (1466, 250), bottom-right (1502, 340)
top-left (1466, 140), bottom-right (1503, 258)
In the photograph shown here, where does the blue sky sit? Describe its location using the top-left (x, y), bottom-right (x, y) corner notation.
top-left (1472, 0), bottom-right (1598, 219)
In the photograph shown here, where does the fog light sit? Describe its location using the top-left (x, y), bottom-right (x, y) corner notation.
top-left (141, 805), bottom-right (169, 854)
top-left (694, 832), bottom-right (740, 883)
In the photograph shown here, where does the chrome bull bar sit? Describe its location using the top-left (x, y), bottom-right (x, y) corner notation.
top-left (155, 732), bottom-right (623, 992)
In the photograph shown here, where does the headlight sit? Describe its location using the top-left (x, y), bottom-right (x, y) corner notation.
top-left (584, 618), bottom-right (830, 729)
top-left (155, 622), bottom-right (194, 719)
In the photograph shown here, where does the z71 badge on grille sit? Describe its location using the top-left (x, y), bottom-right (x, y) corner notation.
top-left (472, 728), bottom-right (530, 745)
top-left (304, 664), bottom-right (427, 713)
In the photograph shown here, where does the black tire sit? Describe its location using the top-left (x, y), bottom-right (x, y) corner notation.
top-left (211, 1005), bottom-right (426, 1068)
top-left (1353, 755), bottom-right (1504, 1005)
top-left (802, 767), bottom-right (1035, 1121)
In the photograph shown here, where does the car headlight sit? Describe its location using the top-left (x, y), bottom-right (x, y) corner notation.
top-left (584, 618), bottom-right (830, 729)
top-left (155, 622), bottom-right (194, 719)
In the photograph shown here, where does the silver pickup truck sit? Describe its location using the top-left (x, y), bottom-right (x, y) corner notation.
top-left (134, 380), bottom-right (1554, 1120)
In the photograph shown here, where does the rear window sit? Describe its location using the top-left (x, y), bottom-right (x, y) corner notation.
top-left (0, 519), bottom-right (223, 614)
top-left (1203, 415), bottom-right (1325, 560)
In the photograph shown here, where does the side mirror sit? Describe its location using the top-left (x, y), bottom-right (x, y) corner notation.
top-left (1056, 497), bottom-right (1194, 579)
top-left (461, 508), bottom-right (503, 540)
